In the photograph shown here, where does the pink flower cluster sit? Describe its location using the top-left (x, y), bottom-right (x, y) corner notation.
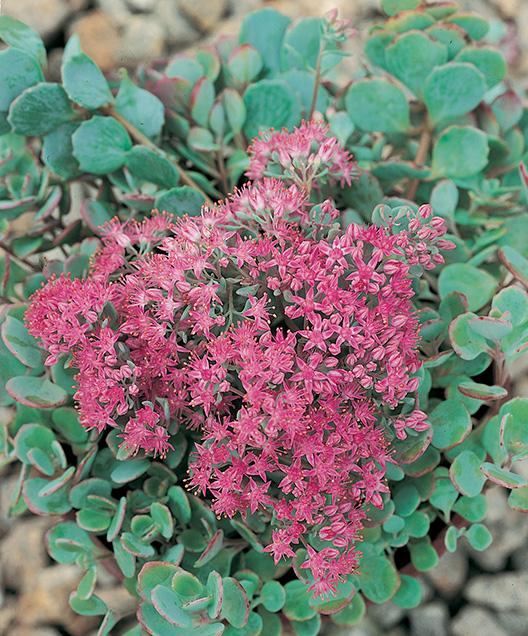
top-left (26, 122), bottom-right (453, 594)
top-left (246, 120), bottom-right (357, 190)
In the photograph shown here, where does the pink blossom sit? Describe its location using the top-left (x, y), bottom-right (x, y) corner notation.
top-left (26, 122), bottom-right (453, 594)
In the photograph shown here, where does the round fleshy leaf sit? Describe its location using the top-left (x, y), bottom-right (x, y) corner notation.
top-left (24, 476), bottom-right (72, 515)
top-left (150, 502), bottom-right (174, 540)
top-left (42, 122), bottom-right (81, 180)
top-left (8, 83), bottom-right (74, 136)
top-left (404, 510), bottom-right (430, 538)
top-left (381, 0), bottom-right (420, 15)
top-left (115, 75), bottom-right (164, 139)
top-left (392, 574), bottom-right (421, 609)
top-left (357, 553), bottom-right (399, 603)
top-left (432, 126), bottom-right (489, 179)
top-left (449, 450), bottom-right (486, 497)
top-left (430, 399), bottom-right (471, 450)
top-left (110, 458), bottom-right (149, 484)
top-left (52, 407), bottom-right (89, 445)
top-left (403, 446), bottom-right (440, 477)
top-left (455, 46), bottom-right (506, 89)
top-left (508, 486), bottom-right (528, 512)
top-left (195, 530), bottom-right (224, 567)
top-left (127, 146), bottom-right (179, 189)
top-left (227, 45), bottom-right (263, 86)
top-left (481, 462), bottom-right (527, 488)
top-left (0, 16), bottom-right (47, 65)
top-left (239, 8), bottom-right (291, 73)
top-left (243, 79), bottom-right (301, 139)
top-left (221, 577), bottom-right (250, 628)
top-left (290, 614), bottom-right (321, 636)
top-left (0, 48), bottom-right (44, 111)
top-left (468, 316), bottom-right (512, 342)
top-left (465, 523), bottom-right (492, 551)
top-left (449, 312), bottom-right (490, 360)
top-left (446, 13), bottom-right (489, 40)
top-left (331, 594), bottom-right (365, 626)
top-left (1, 315), bottom-right (43, 368)
top-left (47, 521), bottom-right (94, 564)
top-left (137, 562), bottom-right (182, 601)
top-left (69, 479), bottom-right (112, 511)
top-left (259, 580), bottom-right (285, 613)
top-left (113, 538), bottom-right (136, 578)
top-left (69, 591), bottom-right (107, 616)
top-left (152, 584), bottom-right (192, 627)
top-left (155, 186), bottom-right (205, 217)
top-left (424, 63), bottom-right (486, 124)
top-left (492, 287), bottom-right (528, 327)
top-left (168, 486), bottom-right (191, 525)
top-left (283, 581), bottom-right (316, 622)
top-left (383, 514), bottom-right (405, 534)
top-left (453, 494), bottom-right (486, 522)
top-left (308, 578), bottom-right (356, 615)
top-left (457, 381), bottom-right (507, 402)
top-left (439, 264), bottom-right (497, 312)
top-left (498, 246), bottom-right (528, 287)
top-left (491, 90), bottom-right (523, 133)
top-left (7, 376), bottom-right (67, 408)
top-left (499, 399), bottom-right (528, 460)
top-left (138, 602), bottom-right (184, 636)
top-left (409, 539), bottom-right (439, 571)
top-left (62, 52), bottom-right (112, 110)
top-left (385, 31), bottom-right (447, 98)
top-left (345, 78), bottom-right (410, 133)
top-left (444, 526), bottom-right (458, 553)
top-left (393, 483), bottom-right (421, 517)
top-left (430, 476), bottom-right (459, 518)
top-left (72, 116), bottom-right (132, 175)
top-left (121, 532), bottom-right (155, 559)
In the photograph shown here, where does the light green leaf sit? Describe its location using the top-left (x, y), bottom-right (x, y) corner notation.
top-left (424, 63), bottom-right (486, 124)
top-left (345, 78), bottom-right (410, 133)
top-left (72, 116), bottom-right (132, 174)
top-left (62, 52), bottom-right (112, 110)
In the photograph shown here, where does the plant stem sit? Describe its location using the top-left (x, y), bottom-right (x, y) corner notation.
top-left (406, 126), bottom-right (431, 201)
top-left (308, 47), bottom-right (323, 121)
top-left (0, 240), bottom-right (39, 272)
top-left (106, 106), bottom-right (214, 207)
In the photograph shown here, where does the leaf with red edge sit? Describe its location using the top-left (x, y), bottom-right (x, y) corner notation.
top-left (7, 375), bottom-right (67, 408)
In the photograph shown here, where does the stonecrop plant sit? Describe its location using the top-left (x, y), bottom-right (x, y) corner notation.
top-left (1, 1), bottom-right (528, 635)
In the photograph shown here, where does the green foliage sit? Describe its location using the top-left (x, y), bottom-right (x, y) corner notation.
top-left (1, 3), bottom-right (528, 635)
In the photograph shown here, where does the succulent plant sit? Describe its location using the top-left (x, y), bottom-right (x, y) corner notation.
top-left (1, 1), bottom-right (528, 635)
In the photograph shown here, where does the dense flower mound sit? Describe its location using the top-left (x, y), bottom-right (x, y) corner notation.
top-left (26, 123), bottom-right (453, 594)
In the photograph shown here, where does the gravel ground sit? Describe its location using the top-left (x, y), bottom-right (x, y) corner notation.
top-left (1, 1), bottom-right (528, 634)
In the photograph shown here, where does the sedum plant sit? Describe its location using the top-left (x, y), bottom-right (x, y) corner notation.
top-left (0, 1), bottom-right (528, 635)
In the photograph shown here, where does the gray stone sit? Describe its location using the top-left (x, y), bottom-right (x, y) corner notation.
top-left (0, 517), bottom-right (52, 591)
top-left (3, 0), bottom-right (72, 40)
top-left (410, 601), bottom-right (449, 636)
top-left (452, 606), bottom-right (508, 636)
top-left (117, 15), bottom-right (165, 66)
top-left (154, 0), bottom-right (200, 47)
top-left (177, 0), bottom-right (228, 32)
top-left (126, 0), bottom-right (157, 11)
top-left (368, 601), bottom-right (404, 629)
top-left (468, 487), bottom-right (528, 571)
top-left (465, 572), bottom-right (528, 613)
top-left (322, 617), bottom-right (381, 636)
top-left (425, 549), bottom-right (468, 598)
top-left (69, 10), bottom-right (122, 72)
top-left (497, 611), bottom-right (528, 636)
top-left (10, 628), bottom-right (62, 636)
top-left (17, 564), bottom-right (96, 635)
top-left (97, 0), bottom-right (131, 27)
